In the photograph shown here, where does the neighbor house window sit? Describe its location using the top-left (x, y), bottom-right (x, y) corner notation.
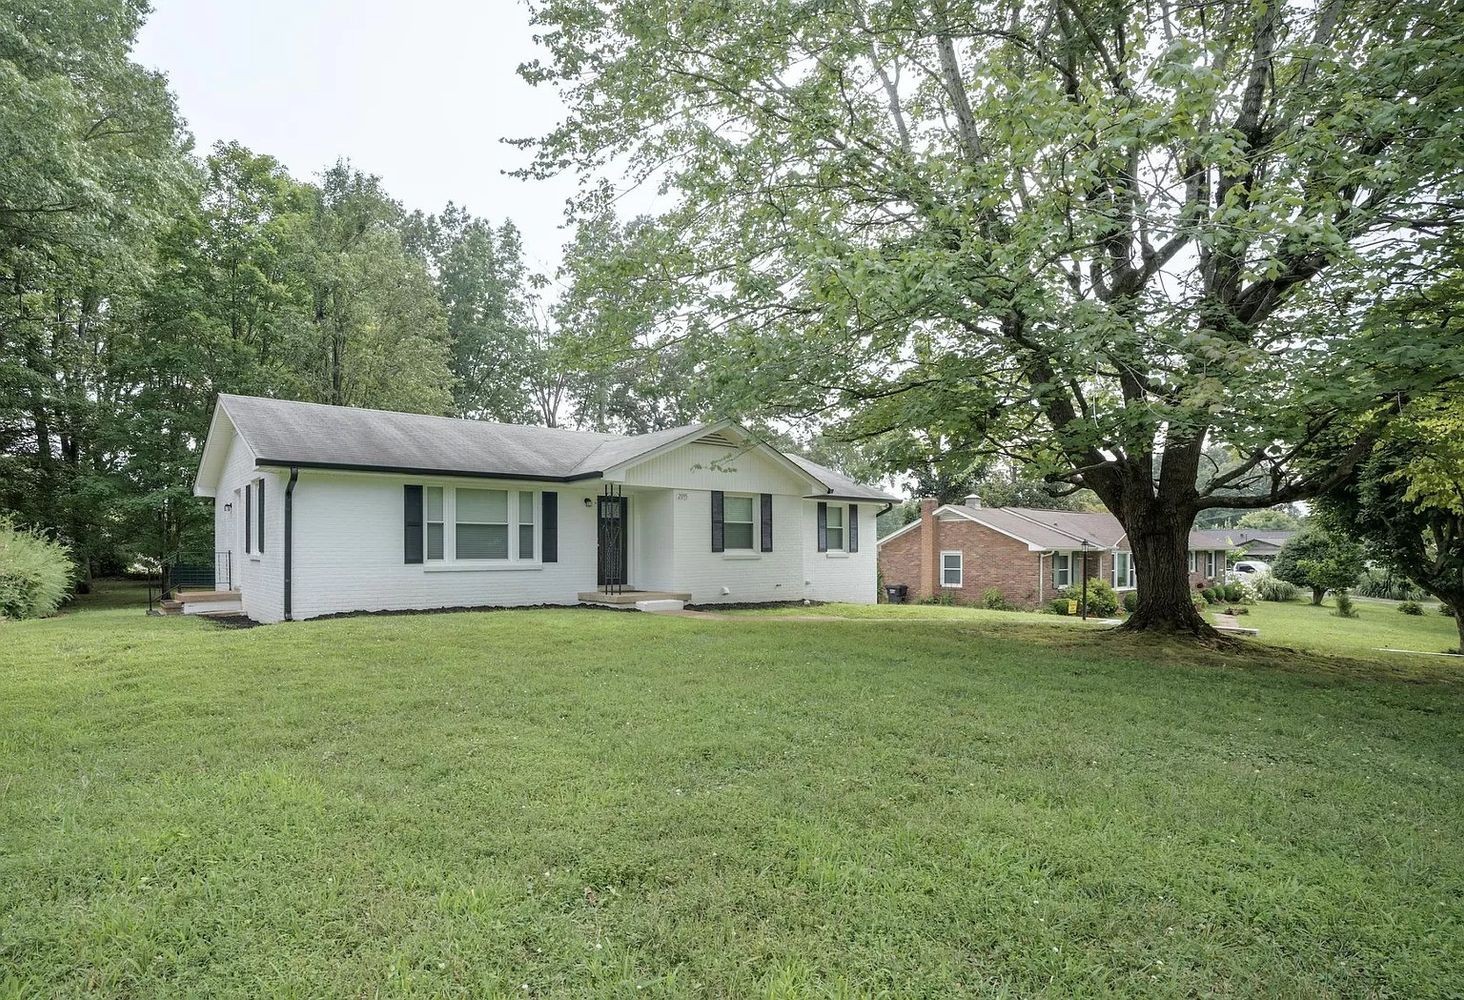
top-left (825, 504), bottom-right (845, 550)
top-left (941, 551), bottom-right (963, 588)
top-left (456, 488), bottom-right (509, 559)
top-left (1205, 551), bottom-right (1218, 578)
top-left (1113, 552), bottom-right (1136, 588)
top-left (1188, 550), bottom-right (1197, 573)
top-left (518, 492), bottom-right (535, 560)
top-left (724, 495), bottom-right (755, 550)
top-left (1053, 551), bottom-right (1071, 588)
top-left (425, 486), bottom-right (444, 560)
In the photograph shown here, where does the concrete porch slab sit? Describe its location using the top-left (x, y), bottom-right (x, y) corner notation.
top-left (577, 590), bottom-right (692, 605)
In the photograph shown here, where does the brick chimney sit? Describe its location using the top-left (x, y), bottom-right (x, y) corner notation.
top-left (917, 496), bottom-right (939, 599)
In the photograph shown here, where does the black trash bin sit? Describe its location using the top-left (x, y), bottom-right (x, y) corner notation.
top-left (884, 584), bottom-right (909, 604)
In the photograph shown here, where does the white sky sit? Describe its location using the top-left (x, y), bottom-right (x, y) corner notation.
top-left (133, 0), bottom-right (584, 276)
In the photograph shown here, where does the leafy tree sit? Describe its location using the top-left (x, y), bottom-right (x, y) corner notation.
top-left (523, 0), bottom-right (1464, 635)
top-left (1272, 528), bottom-right (1366, 606)
top-left (0, 0), bottom-right (192, 584)
top-left (1318, 393), bottom-right (1464, 651)
top-left (289, 163), bottom-right (454, 414)
top-left (1236, 509), bottom-right (1304, 532)
top-left (403, 207), bottom-right (544, 421)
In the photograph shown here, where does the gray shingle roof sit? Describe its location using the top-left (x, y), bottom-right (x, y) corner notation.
top-left (208, 395), bottom-right (894, 500)
top-left (218, 394), bottom-right (650, 479)
top-left (786, 455), bottom-right (899, 502)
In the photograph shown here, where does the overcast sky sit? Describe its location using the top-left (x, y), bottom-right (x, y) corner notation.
top-left (134, 0), bottom-right (585, 276)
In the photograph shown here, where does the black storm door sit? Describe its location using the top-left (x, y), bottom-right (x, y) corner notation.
top-left (596, 494), bottom-right (629, 589)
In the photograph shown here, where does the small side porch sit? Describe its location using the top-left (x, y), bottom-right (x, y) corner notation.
top-left (158, 589), bottom-right (244, 616)
top-left (148, 550), bottom-right (241, 616)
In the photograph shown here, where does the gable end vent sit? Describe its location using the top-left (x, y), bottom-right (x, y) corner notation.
top-left (695, 431), bottom-right (740, 447)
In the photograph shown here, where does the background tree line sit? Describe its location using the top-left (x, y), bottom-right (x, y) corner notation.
top-left (0, 1), bottom-right (736, 585)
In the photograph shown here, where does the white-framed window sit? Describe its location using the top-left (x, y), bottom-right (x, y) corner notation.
top-left (1188, 550), bottom-right (1197, 573)
top-left (941, 551), bottom-right (963, 588)
top-left (1113, 551), bottom-right (1136, 588)
top-left (517, 491), bottom-right (535, 560)
top-left (1053, 551), bottom-right (1071, 588)
top-left (1205, 551), bottom-right (1218, 578)
top-left (825, 504), bottom-right (845, 551)
top-left (456, 487), bottom-right (510, 559)
top-left (724, 494), bottom-right (756, 550)
top-left (425, 486), bottom-right (445, 560)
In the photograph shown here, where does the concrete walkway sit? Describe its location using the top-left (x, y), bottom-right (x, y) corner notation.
top-left (1213, 612), bottom-right (1259, 636)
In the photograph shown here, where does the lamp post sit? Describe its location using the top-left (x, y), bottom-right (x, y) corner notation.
top-left (1080, 539), bottom-right (1090, 620)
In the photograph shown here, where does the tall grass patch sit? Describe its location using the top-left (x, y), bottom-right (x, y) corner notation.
top-left (0, 516), bottom-right (74, 619)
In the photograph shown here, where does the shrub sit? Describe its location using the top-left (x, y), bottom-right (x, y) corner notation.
top-left (1272, 527), bottom-right (1365, 605)
top-left (1441, 603), bottom-right (1457, 618)
top-left (1333, 591), bottom-right (1358, 618)
top-left (1222, 582), bottom-right (1245, 603)
top-left (1355, 568), bottom-right (1426, 602)
top-left (1201, 586), bottom-right (1221, 605)
top-left (1122, 591), bottom-right (1138, 614)
top-left (1398, 600), bottom-right (1424, 616)
top-left (1255, 577), bottom-right (1300, 602)
top-left (0, 517), bottom-right (74, 620)
top-left (982, 586), bottom-right (1011, 611)
top-left (920, 591), bottom-right (956, 606)
top-left (1059, 578), bottom-right (1120, 617)
top-left (1047, 597), bottom-right (1071, 615)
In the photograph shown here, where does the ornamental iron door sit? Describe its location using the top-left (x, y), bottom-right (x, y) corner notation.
top-left (596, 490), bottom-right (628, 591)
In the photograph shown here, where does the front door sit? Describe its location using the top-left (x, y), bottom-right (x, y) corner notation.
top-left (596, 495), bottom-right (629, 587)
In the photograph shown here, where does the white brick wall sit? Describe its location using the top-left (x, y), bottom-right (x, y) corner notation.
top-left (802, 501), bottom-right (878, 604)
top-left (288, 471), bottom-right (600, 622)
top-left (210, 430), bottom-right (286, 621)
top-left (667, 490), bottom-right (807, 604)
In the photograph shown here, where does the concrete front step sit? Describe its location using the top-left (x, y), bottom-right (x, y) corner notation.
top-left (577, 589), bottom-right (692, 606)
top-left (635, 599), bottom-right (687, 613)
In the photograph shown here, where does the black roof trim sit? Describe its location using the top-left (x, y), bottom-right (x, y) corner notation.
top-left (255, 458), bottom-right (604, 482)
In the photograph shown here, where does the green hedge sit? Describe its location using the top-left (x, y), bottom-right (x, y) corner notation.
top-left (0, 517), bottom-right (75, 619)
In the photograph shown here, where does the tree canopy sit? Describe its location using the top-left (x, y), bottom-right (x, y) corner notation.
top-left (521, 0), bottom-right (1464, 631)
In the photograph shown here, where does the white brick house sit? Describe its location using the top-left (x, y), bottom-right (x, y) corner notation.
top-left (192, 395), bottom-right (893, 622)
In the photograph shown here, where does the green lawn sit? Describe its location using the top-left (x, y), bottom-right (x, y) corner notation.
top-left (1231, 596), bottom-right (1462, 660)
top-left (3, 583), bottom-right (1462, 998)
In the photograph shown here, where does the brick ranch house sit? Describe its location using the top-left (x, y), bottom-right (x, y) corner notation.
top-left (878, 497), bottom-right (1237, 608)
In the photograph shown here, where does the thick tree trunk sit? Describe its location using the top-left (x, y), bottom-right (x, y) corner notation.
top-left (1310, 586), bottom-right (1325, 605)
top-left (1455, 612), bottom-right (1463, 655)
top-left (1118, 509), bottom-right (1216, 636)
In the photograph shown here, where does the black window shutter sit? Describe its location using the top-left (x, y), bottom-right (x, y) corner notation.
top-left (710, 490), bottom-right (724, 552)
top-left (244, 483), bottom-right (252, 553)
top-left (403, 485), bottom-right (423, 564)
top-left (760, 493), bottom-right (773, 552)
top-left (541, 491), bottom-right (558, 563)
top-left (257, 479), bottom-right (265, 553)
top-left (816, 501), bottom-right (828, 552)
top-left (848, 504), bottom-right (859, 552)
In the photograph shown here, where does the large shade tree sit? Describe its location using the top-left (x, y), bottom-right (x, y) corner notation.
top-left (521, 0), bottom-right (1464, 633)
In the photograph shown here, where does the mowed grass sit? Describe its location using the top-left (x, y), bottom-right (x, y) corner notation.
top-left (1233, 596), bottom-right (1462, 660)
top-left (2, 584), bottom-right (1462, 998)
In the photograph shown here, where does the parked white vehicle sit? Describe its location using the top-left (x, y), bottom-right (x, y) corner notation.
top-left (1227, 559), bottom-right (1271, 582)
